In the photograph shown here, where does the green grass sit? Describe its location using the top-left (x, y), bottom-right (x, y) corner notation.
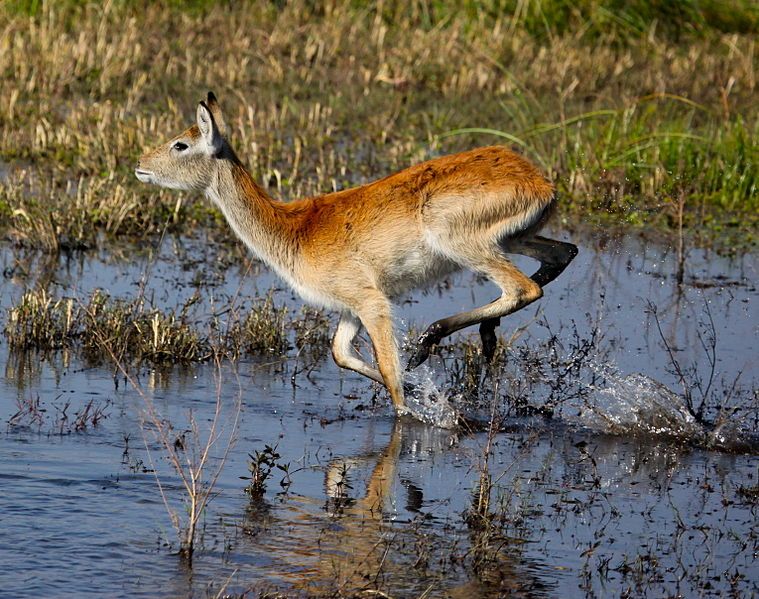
top-left (365, 0), bottom-right (759, 39)
top-left (445, 95), bottom-right (757, 234)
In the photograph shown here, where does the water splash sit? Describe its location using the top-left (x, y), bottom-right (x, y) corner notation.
top-left (571, 370), bottom-right (705, 440)
top-left (561, 366), bottom-right (757, 451)
top-left (397, 333), bottom-right (756, 449)
top-left (400, 365), bottom-right (460, 429)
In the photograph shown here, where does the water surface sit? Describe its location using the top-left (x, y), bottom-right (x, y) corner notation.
top-left (0, 228), bottom-right (756, 597)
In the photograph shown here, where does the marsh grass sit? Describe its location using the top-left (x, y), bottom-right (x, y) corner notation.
top-left (3, 287), bottom-right (330, 367)
top-left (292, 306), bottom-right (331, 360)
top-left (235, 293), bottom-right (290, 357)
top-left (1, 288), bottom-right (208, 365)
top-left (6, 286), bottom-right (756, 447)
top-left (80, 290), bottom-right (208, 365)
top-left (0, 1), bottom-right (755, 251)
top-left (100, 346), bottom-right (240, 563)
top-left (4, 289), bottom-right (77, 350)
top-left (451, 98), bottom-right (758, 235)
top-left (7, 393), bottom-right (45, 429)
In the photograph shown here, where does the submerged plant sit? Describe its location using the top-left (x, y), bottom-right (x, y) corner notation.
top-left (7, 393), bottom-right (109, 434)
top-left (243, 444), bottom-right (282, 498)
top-left (7, 393), bottom-right (45, 429)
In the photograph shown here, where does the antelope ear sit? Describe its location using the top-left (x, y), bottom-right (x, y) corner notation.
top-left (206, 91), bottom-right (227, 136)
top-left (197, 101), bottom-right (224, 155)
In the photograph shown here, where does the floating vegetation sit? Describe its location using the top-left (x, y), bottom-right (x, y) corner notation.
top-left (737, 484), bottom-right (759, 503)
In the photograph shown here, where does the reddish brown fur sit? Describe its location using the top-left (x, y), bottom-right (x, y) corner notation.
top-left (136, 93), bottom-right (576, 418)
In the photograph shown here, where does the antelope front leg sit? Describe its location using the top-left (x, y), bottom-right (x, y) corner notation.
top-left (332, 312), bottom-right (384, 384)
top-left (356, 299), bottom-right (406, 412)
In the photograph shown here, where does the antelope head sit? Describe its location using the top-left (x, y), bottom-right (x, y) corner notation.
top-left (135, 91), bottom-right (228, 191)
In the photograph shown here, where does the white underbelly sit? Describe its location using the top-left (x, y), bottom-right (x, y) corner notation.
top-left (382, 246), bottom-right (461, 298)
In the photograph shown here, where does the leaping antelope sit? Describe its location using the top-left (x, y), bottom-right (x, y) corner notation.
top-left (135, 92), bottom-right (577, 414)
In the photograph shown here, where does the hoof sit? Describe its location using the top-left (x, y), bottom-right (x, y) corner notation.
top-left (405, 324), bottom-right (444, 370)
top-left (395, 405), bottom-right (415, 419)
top-left (405, 345), bottom-right (431, 371)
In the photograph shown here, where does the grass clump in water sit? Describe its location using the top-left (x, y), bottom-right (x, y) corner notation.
top-left (4, 288), bottom-right (208, 366)
top-left (4, 289), bottom-right (77, 350)
top-left (233, 293), bottom-right (290, 357)
top-left (3, 288), bottom-right (335, 365)
top-left (81, 291), bottom-right (208, 366)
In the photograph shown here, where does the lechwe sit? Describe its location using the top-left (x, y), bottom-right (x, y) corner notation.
top-left (135, 92), bottom-right (577, 415)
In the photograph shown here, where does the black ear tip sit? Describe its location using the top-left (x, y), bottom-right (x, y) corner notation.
top-left (207, 91), bottom-right (217, 103)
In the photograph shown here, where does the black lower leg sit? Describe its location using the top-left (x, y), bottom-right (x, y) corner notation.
top-left (530, 263), bottom-right (566, 287)
top-left (479, 317), bottom-right (500, 362)
top-left (406, 321), bottom-right (447, 370)
top-left (528, 239), bottom-right (578, 287)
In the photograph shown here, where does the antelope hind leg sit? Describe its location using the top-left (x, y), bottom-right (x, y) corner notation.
top-left (406, 259), bottom-right (542, 370)
top-left (407, 235), bottom-right (577, 370)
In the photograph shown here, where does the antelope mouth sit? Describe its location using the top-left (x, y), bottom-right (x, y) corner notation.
top-left (134, 168), bottom-right (154, 183)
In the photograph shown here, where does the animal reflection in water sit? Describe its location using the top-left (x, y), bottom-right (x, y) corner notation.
top-left (242, 421), bottom-right (548, 597)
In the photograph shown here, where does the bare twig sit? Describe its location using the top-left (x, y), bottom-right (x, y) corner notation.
top-left (77, 295), bottom-right (241, 562)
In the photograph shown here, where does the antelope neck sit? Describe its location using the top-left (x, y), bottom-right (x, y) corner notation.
top-left (206, 159), bottom-right (299, 278)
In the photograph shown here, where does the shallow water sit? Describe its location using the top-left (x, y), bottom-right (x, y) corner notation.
top-left (0, 228), bottom-right (757, 597)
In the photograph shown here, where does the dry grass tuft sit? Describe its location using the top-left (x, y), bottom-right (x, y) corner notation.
top-left (80, 290), bottom-right (208, 365)
top-left (3, 287), bottom-right (332, 366)
top-left (4, 288), bottom-right (77, 350)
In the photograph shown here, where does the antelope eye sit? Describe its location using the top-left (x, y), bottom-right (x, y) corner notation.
top-left (172, 141), bottom-right (188, 151)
